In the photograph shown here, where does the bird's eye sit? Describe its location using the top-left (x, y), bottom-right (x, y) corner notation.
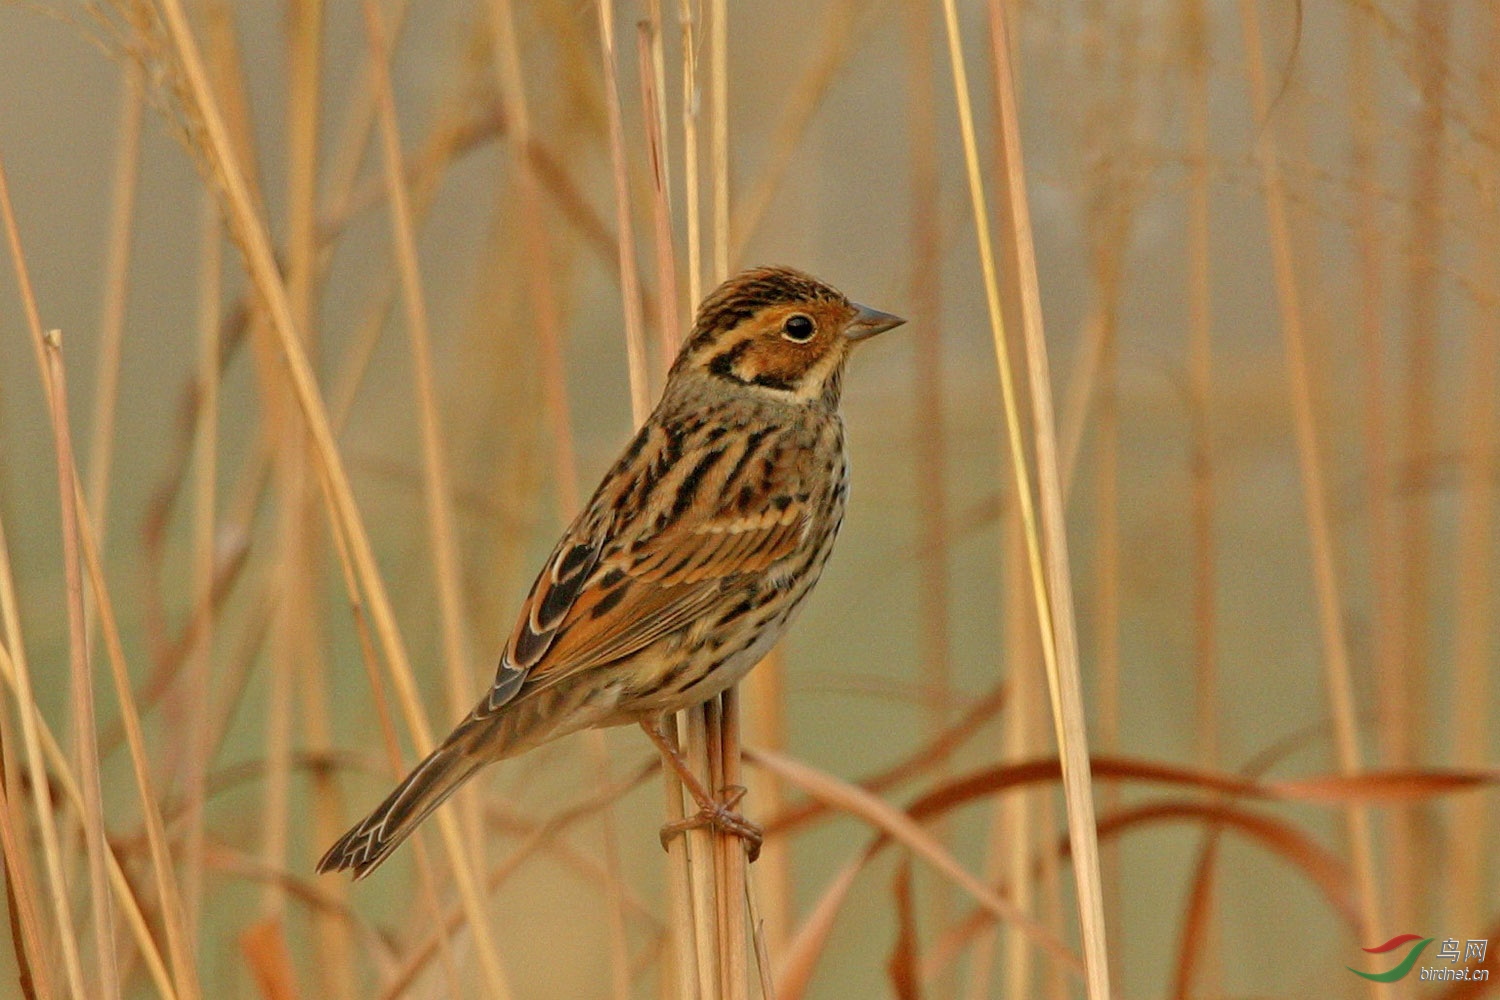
top-left (782, 314), bottom-right (816, 343)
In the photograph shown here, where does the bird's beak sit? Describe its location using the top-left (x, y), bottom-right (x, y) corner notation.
top-left (844, 303), bottom-right (907, 342)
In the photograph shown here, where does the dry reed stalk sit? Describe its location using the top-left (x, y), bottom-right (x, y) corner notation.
top-left (956, 2), bottom-right (1112, 995)
top-left (278, 14), bottom-right (353, 993)
top-left (901, 0), bottom-right (957, 985)
top-left (742, 644), bottom-right (790, 953)
top-left (707, 700), bottom-right (733, 992)
top-left (276, 19), bottom-right (329, 982)
top-left (0, 548), bottom-right (46, 1000)
top-left (664, 1), bottom-right (753, 994)
top-left (181, 187), bottom-right (221, 954)
top-left (1347, 0), bottom-right (1407, 949)
top-left (42, 332), bottom-right (122, 999)
top-left (0, 643), bottom-right (180, 1000)
top-left (202, 2), bottom-right (266, 208)
top-left (258, 229), bottom-right (302, 939)
top-left (1170, 823), bottom-right (1227, 1000)
top-left (699, 0), bottom-right (796, 942)
top-left (709, 0), bottom-right (755, 991)
top-left (761, 682), bottom-right (1010, 838)
top-left (1180, 0), bottom-right (1221, 994)
top-left (1237, 0), bottom-right (1383, 947)
top-left (0, 377), bottom-right (53, 1000)
top-left (599, 0), bottom-right (652, 422)
top-left (906, 0), bottom-right (949, 751)
top-left (129, 86), bottom-right (456, 779)
top-left (1183, 0), bottom-right (1216, 787)
top-left (1079, 4), bottom-right (1145, 987)
top-left (317, 507), bottom-right (466, 1000)
top-left (676, 0), bottom-right (703, 308)
top-left (638, 21), bottom-right (702, 1000)
top-left (253, 413), bottom-right (299, 934)
top-left (3, 134), bottom-right (124, 994)
top-left (748, 746), bottom-right (1082, 973)
top-left (1056, 310), bottom-right (1107, 498)
top-left (1447, 1), bottom-right (1500, 938)
top-left (591, 4), bottom-right (651, 994)
top-left (73, 469), bottom-right (202, 1000)
top-left (710, 0), bottom-right (728, 280)
top-left (1396, 0), bottom-right (1450, 937)
top-left (200, 0), bottom-right (299, 937)
top-left (1088, 278), bottom-right (1122, 997)
top-left (627, 102), bottom-right (701, 1000)
top-left (638, 19), bottom-right (683, 375)
top-left (745, 874), bottom-right (777, 1000)
top-left (151, 2), bottom-right (515, 993)
top-left (487, 0), bottom-right (579, 515)
top-left (0, 150), bottom-right (89, 1000)
top-left (986, 511), bottom-right (1039, 1000)
top-left (645, 0), bottom-right (672, 212)
top-left (972, 28), bottom-right (1051, 993)
top-left (363, 0), bottom-right (483, 868)
top-left (363, 1), bottom-right (528, 971)
top-left (113, 5), bottom-right (483, 791)
top-left (1037, 786), bottom-right (1068, 1000)
top-left (374, 762), bottom-right (657, 998)
top-left (718, 688), bottom-right (749, 1000)
top-left (681, 707), bottom-right (723, 998)
top-left (727, 0), bottom-right (863, 263)
top-left (0, 734), bottom-right (50, 1000)
top-left (587, 728), bottom-right (634, 1000)
top-left (84, 58), bottom-right (144, 545)
top-left (775, 850), bottom-right (863, 1000)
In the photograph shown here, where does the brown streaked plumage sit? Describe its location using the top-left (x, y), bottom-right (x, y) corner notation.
top-left (318, 266), bottom-right (903, 878)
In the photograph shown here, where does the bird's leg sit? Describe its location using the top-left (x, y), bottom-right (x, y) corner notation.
top-left (639, 716), bottom-right (763, 862)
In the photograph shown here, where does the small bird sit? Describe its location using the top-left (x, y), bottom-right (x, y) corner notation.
top-left (318, 266), bottom-right (904, 878)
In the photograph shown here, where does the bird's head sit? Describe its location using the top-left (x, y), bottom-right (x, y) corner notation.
top-left (669, 266), bottom-right (905, 408)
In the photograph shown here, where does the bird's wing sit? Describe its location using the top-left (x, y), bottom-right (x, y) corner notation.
top-left (538, 504), bottom-right (809, 672)
top-left (475, 424), bottom-right (809, 717)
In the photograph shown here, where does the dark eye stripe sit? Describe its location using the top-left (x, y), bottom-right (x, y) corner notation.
top-left (751, 372), bottom-right (797, 391)
top-left (707, 339), bottom-right (754, 381)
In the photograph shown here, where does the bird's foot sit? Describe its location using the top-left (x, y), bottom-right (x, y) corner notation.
top-left (658, 784), bottom-right (763, 862)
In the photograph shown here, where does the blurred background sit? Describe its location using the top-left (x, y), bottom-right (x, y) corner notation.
top-left (0, 0), bottom-right (1495, 997)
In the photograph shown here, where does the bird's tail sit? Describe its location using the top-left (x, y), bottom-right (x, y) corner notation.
top-left (317, 737), bottom-right (483, 880)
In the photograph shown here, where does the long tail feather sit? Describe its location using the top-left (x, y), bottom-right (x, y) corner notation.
top-left (317, 741), bottom-right (481, 879)
top-left (319, 681), bottom-right (598, 879)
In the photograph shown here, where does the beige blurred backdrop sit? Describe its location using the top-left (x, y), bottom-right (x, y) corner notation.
top-left (0, 1), bottom-right (1496, 998)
